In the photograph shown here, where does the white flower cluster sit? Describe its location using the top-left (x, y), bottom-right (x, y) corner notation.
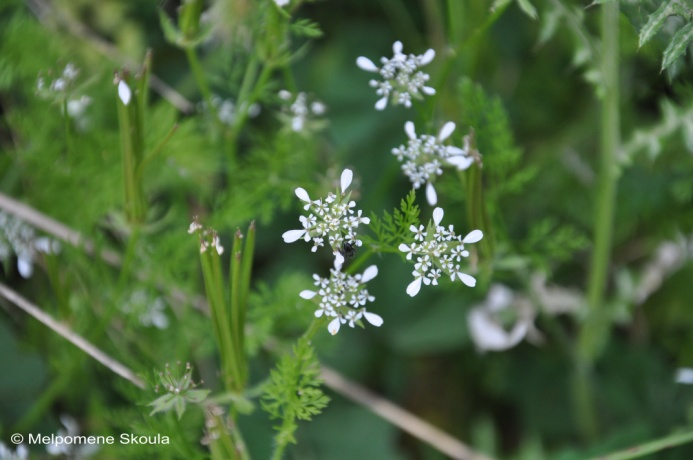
top-left (356, 40), bottom-right (436, 110)
top-left (36, 63), bottom-right (79, 94)
top-left (188, 216), bottom-right (224, 255)
top-left (300, 264), bottom-right (383, 335)
top-left (198, 95), bottom-right (260, 126)
top-left (278, 90), bottom-right (327, 133)
top-left (0, 443), bottom-right (28, 460)
top-left (282, 169), bottom-right (370, 268)
top-left (284, 169), bottom-right (383, 335)
top-left (37, 63), bottom-right (92, 128)
top-left (0, 211), bottom-right (61, 278)
top-left (392, 121), bottom-right (475, 206)
top-left (399, 207), bottom-right (483, 296)
top-left (122, 289), bottom-right (170, 329)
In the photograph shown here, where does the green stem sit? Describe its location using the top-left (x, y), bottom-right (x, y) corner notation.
top-left (583, 0), bottom-right (620, 357)
top-left (576, 0), bottom-right (620, 440)
top-left (589, 430), bottom-right (693, 460)
top-left (185, 47), bottom-right (221, 130)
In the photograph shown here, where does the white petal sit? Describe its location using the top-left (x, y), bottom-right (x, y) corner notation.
top-left (419, 48), bottom-right (436, 65)
top-left (363, 311), bottom-right (383, 327)
top-left (426, 182), bottom-right (438, 206)
top-left (438, 122), bottom-right (456, 141)
top-left (393, 41), bottom-right (403, 55)
top-left (447, 155), bottom-right (474, 170)
top-left (375, 96), bottom-right (388, 110)
top-left (447, 146), bottom-right (466, 156)
top-left (468, 309), bottom-right (518, 351)
top-left (432, 207), bottom-right (444, 226)
top-left (334, 251), bottom-right (345, 270)
top-left (404, 121), bottom-right (416, 139)
top-left (676, 368), bottom-right (693, 384)
top-left (315, 309), bottom-right (324, 318)
top-left (300, 290), bottom-right (317, 299)
top-left (361, 217), bottom-right (370, 224)
top-left (118, 80), bottom-right (132, 106)
top-left (341, 169), bottom-right (353, 193)
top-left (328, 317), bottom-right (341, 335)
top-left (462, 230), bottom-right (484, 244)
top-left (17, 256), bottom-right (33, 278)
top-left (356, 56), bottom-right (378, 72)
top-left (398, 243), bottom-right (410, 252)
top-left (458, 273), bottom-right (477, 287)
top-left (422, 86), bottom-right (436, 95)
top-left (295, 187), bottom-right (310, 202)
top-left (361, 265), bottom-right (378, 283)
top-left (406, 277), bottom-right (422, 297)
top-left (282, 229), bottom-right (306, 243)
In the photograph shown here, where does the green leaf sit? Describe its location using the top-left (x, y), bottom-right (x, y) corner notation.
top-left (639, 2), bottom-right (675, 48)
top-left (158, 9), bottom-right (182, 46)
top-left (517, 0), bottom-right (538, 20)
top-left (661, 22), bottom-right (693, 71)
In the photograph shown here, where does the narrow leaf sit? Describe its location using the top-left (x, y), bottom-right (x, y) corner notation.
top-left (639, 2), bottom-right (674, 48)
top-left (662, 22), bottom-right (693, 71)
top-left (517, 0), bottom-right (538, 19)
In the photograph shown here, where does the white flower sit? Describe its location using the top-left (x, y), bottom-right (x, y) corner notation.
top-left (300, 265), bottom-right (382, 335)
top-left (274, 0), bottom-right (290, 6)
top-left (392, 121), bottom-right (475, 206)
top-left (282, 169), bottom-right (370, 264)
top-left (46, 414), bottom-right (99, 458)
top-left (122, 290), bottom-right (170, 329)
top-left (0, 211), bottom-right (61, 279)
top-left (676, 368), bottom-right (693, 384)
top-left (399, 207), bottom-right (482, 296)
top-left (0, 443), bottom-right (28, 460)
top-left (356, 41), bottom-right (436, 110)
top-left (278, 90), bottom-right (327, 133)
top-left (467, 285), bottom-right (535, 352)
top-left (118, 80), bottom-right (132, 106)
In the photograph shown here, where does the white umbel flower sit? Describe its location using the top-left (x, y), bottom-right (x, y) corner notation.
top-left (398, 207), bottom-right (482, 296)
top-left (278, 90), bottom-right (327, 134)
top-left (356, 41), bottom-right (436, 110)
top-left (392, 121), bottom-right (475, 205)
top-left (300, 264), bottom-right (382, 335)
top-left (282, 169), bottom-right (370, 267)
top-left (467, 284), bottom-right (535, 352)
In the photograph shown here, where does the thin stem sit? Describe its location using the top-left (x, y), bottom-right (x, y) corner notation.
top-left (576, 0), bottom-right (620, 440)
top-left (589, 430), bottom-right (693, 460)
top-left (185, 47), bottom-right (222, 131)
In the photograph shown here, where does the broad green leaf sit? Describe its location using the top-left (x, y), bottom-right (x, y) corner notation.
top-left (639, 2), bottom-right (674, 48)
top-left (661, 22), bottom-right (693, 71)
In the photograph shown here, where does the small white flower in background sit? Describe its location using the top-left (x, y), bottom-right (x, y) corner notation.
top-left (274, 0), bottom-right (290, 6)
top-left (0, 443), bottom-right (28, 460)
top-left (198, 95), bottom-right (260, 126)
top-left (356, 40), bottom-right (436, 110)
top-left (467, 284), bottom-right (536, 352)
top-left (278, 90), bottom-right (327, 133)
top-left (0, 211), bottom-right (61, 278)
top-left (675, 368), bottom-right (693, 384)
top-left (282, 169), bottom-right (370, 268)
top-left (393, 121), bottom-right (475, 206)
top-left (188, 216), bottom-right (224, 255)
top-left (122, 290), bottom-right (170, 329)
top-left (36, 62), bottom-right (80, 95)
top-left (46, 414), bottom-right (99, 458)
top-left (300, 263), bottom-right (382, 335)
top-left (398, 207), bottom-right (482, 296)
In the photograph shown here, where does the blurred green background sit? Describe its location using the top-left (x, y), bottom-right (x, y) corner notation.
top-left (2, 0), bottom-right (693, 458)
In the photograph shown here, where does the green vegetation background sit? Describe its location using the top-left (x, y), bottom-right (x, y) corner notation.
top-left (1, 0), bottom-right (693, 458)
